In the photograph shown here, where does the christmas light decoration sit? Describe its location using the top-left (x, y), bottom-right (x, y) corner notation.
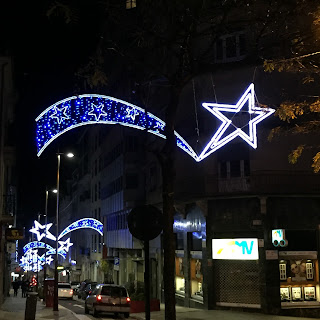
top-left (58, 218), bottom-right (103, 240)
top-left (23, 241), bottom-right (54, 254)
top-left (199, 84), bottom-right (275, 161)
top-left (35, 94), bottom-right (198, 160)
top-left (58, 238), bottom-right (73, 252)
top-left (35, 85), bottom-right (274, 161)
top-left (29, 221), bottom-right (56, 241)
top-left (20, 218), bottom-right (103, 272)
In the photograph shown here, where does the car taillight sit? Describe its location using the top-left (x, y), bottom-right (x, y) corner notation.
top-left (97, 295), bottom-right (102, 302)
top-left (126, 297), bottom-right (131, 303)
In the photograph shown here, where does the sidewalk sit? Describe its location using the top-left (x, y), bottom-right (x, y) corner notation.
top-left (0, 289), bottom-right (78, 320)
top-left (132, 304), bottom-right (314, 320)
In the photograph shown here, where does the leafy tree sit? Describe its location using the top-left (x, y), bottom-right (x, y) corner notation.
top-left (263, 0), bottom-right (320, 172)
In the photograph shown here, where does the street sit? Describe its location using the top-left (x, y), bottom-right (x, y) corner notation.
top-left (59, 296), bottom-right (134, 320)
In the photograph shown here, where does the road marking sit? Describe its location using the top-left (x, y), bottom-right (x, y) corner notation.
top-left (72, 315), bottom-right (91, 320)
top-left (73, 304), bottom-right (84, 308)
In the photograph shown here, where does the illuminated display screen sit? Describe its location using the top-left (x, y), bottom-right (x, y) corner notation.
top-left (212, 238), bottom-right (259, 260)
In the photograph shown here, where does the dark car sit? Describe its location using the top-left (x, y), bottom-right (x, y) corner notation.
top-left (77, 280), bottom-right (91, 299)
top-left (80, 282), bottom-right (97, 300)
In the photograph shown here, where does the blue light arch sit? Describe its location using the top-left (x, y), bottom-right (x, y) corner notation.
top-left (36, 94), bottom-right (198, 160)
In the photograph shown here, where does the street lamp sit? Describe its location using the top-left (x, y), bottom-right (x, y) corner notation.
top-left (43, 188), bottom-right (56, 284)
top-left (53, 152), bottom-right (74, 312)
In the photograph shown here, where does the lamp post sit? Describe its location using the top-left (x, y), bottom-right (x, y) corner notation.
top-left (53, 152), bottom-right (74, 312)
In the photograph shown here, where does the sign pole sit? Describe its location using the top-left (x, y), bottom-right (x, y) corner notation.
top-left (144, 240), bottom-right (150, 320)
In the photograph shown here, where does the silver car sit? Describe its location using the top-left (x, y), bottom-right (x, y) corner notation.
top-left (85, 284), bottom-right (130, 318)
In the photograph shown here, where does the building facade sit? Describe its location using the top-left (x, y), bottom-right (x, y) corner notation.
top-left (0, 57), bottom-right (16, 304)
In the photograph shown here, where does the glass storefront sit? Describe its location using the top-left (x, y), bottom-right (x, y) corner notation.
top-left (190, 258), bottom-right (203, 300)
top-left (279, 252), bottom-right (319, 307)
top-left (175, 256), bottom-right (185, 296)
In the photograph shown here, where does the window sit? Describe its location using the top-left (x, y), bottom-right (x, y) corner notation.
top-left (214, 32), bottom-right (247, 63)
top-left (126, 173), bottom-right (139, 189)
top-left (126, 0), bottom-right (136, 9)
top-left (218, 159), bottom-right (250, 178)
top-left (230, 160), bottom-right (241, 177)
top-left (101, 286), bottom-right (111, 296)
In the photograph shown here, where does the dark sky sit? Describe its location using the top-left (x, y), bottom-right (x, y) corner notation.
top-left (1, 1), bottom-right (102, 227)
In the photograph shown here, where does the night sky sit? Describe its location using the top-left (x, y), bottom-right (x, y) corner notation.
top-left (1, 1), bottom-right (102, 227)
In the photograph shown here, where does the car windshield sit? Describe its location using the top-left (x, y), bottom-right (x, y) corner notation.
top-left (58, 284), bottom-right (71, 289)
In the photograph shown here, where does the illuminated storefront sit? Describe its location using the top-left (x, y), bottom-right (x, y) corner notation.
top-left (279, 252), bottom-right (319, 307)
top-left (212, 238), bottom-right (261, 308)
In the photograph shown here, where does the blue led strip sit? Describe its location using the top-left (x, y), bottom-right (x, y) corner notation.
top-left (35, 94), bottom-right (198, 160)
top-left (23, 241), bottom-right (54, 254)
top-left (58, 218), bottom-right (103, 240)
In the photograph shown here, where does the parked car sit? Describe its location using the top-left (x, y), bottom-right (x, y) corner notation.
top-left (79, 282), bottom-right (97, 300)
top-left (70, 281), bottom-right (80, 295)
top-left (58, 283), bottom-right (73, 299)
top-left (85, 284), bottom-right (130, 318)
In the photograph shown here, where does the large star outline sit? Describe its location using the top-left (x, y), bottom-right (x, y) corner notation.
top-left (198, 84), bottom-right (275, 161)
top-left (50, 106), bottom-right (70, 124)
top-left (29, 221), bottom-right (56, 242)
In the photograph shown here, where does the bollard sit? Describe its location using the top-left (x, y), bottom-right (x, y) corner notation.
top-left (25, 292), bottom-right (38, 320)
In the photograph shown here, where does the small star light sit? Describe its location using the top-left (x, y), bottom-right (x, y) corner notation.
top-left (20, 255), bottom-right (28, 266)
top-left (125, 106), bottom-right (139, 121)
top-left (199, 83), bottom-right (275, 161)
top-left (45, 255), bottom-right (54, 265)
top-left (29, 221), bottom-right (56, 241)
top-left (58, 238), bottom-right (73, 252)
top-left (88, 103), bottom-right (108, 121)
top-left (50, 106), bottom-right (70, 124)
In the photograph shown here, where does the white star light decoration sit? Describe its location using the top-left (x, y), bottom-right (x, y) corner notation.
top-left (29, 221), bottom-right (56, 241)
top-left (50, 106), bottom-right (70, 124)
top-left (198, 84), bottom-right (275, 161)
top-left (88, 103), bottom-right (108, 121)
top-left (58, 238), bottom-right (73, 253)
top-left (125, 106), bottom-right (140, 121)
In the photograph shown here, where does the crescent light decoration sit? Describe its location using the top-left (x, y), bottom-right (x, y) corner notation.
top-left (35, 84), bottom-right (274, 161)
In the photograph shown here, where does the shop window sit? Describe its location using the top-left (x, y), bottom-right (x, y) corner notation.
top-left (190, 258), bottom-right (203, 301)
top-left (126, 0), bottom-right (136, 9)
top-left (175, 257), bottom-right (185, 296)
top-left (175, 233), bottom-right (184, 250)
top-left (279, 257), bottom-right (318, 306)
